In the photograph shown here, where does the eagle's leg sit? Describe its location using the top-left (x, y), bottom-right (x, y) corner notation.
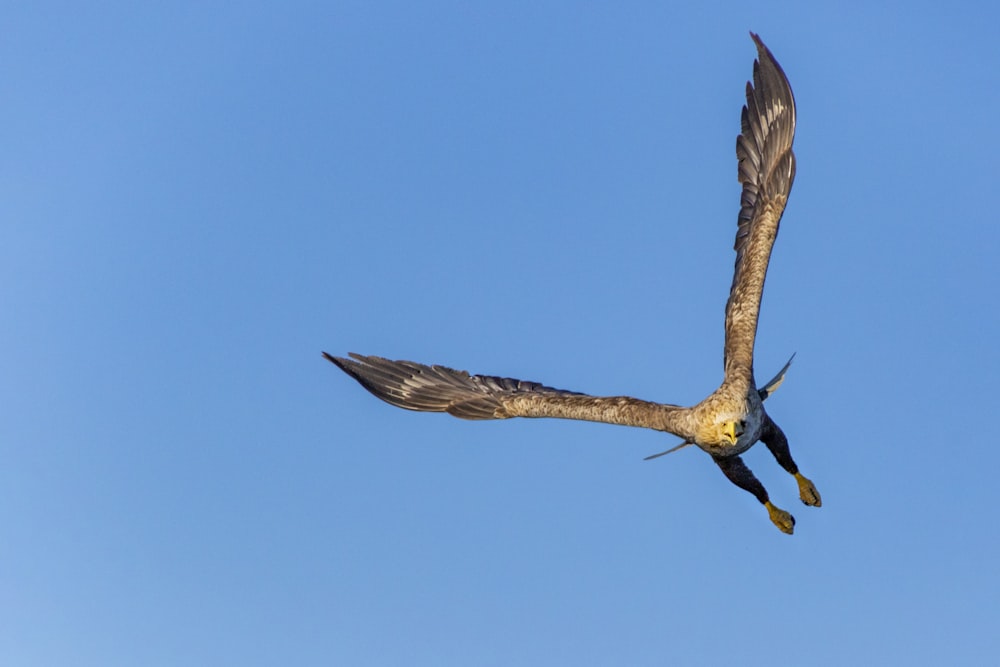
top-left (761, 416), bottom-right (821, 507)
top-left (713, 454), bottom-right (795, 534)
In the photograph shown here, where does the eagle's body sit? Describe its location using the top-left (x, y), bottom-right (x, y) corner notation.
top-left (326, 34), bottom-right (821, 533)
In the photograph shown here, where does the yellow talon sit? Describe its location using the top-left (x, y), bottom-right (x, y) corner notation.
top-left (794, 472), bottom-right (822, 507)
top-left (765, 501), bottom-right (795, 534)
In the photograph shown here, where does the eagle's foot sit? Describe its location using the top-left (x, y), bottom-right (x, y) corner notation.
top-left (794, 472), bottom-right (822, 507)
top-left (765, 501), bottom-right (795, 534)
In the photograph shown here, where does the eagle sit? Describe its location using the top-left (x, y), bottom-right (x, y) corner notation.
top-left (325, 33), bottom-right (820, 534)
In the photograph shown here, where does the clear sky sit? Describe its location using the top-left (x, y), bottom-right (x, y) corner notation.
top-left (3, 2), bottom-right (998, 665)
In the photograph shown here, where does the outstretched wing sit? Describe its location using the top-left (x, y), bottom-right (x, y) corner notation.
top-left (326, 353), bottom-right (691, 436)
top-left (724, 33), bottom-right (797, 386)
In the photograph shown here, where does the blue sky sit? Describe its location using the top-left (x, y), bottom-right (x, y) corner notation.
top-left (3, 2), bottom-right (998, 665)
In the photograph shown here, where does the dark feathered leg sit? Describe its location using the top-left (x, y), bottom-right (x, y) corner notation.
top-left (713, 454), bottom-right (795, 534)
top-left (760, 416), bottom-right (821, 507)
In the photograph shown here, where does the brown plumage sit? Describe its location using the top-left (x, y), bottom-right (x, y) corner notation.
top-left (325, 33), bottom-right (820, 534)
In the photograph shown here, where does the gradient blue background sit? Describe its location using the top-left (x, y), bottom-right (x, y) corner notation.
top-left (3, 2), bottom-right (998, 665)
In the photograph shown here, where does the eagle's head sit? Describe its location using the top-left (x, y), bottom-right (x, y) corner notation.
top-left (720, 419), bottom-right (746, 445)
top-left (720, 419), bottom-right (747, 445)
top-left (695, 412), bottom-right (752, 452)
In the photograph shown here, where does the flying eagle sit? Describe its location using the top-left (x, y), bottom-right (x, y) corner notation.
top-left (325, 34), bottom-right (820, 534)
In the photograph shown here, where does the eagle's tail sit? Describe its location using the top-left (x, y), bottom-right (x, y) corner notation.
top-left (758, 353), bottom-right (796, 400)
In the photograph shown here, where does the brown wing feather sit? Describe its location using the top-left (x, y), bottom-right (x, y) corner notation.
top-left (325, 353), bottom-right (691, 435)
top-left (724, 33), bottom-right (797, 385)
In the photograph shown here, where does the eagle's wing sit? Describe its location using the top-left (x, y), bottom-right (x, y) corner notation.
top-left (724, 33), bottom-right (797, 386)
top-left (326, 353), bottom-right (691, 436)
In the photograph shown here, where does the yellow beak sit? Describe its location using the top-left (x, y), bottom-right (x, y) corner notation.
top-left (723, 421), bottom-right (743, 445)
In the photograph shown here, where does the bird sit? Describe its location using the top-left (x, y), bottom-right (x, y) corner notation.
top-left (325, 33), bottom-right (821, 534)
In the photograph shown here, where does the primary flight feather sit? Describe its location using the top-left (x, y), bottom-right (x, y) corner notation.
top-left (326, 33), bottom-right (820, 534)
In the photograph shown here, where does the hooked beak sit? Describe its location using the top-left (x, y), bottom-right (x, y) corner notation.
top-left (723, 421), bottom-right (744, 445)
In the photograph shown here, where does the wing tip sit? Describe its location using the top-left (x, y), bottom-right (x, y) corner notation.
top-left (322, 350), bottom-right (346, 368)
top-left (747, 33), bottom-right (794, 102)
top-left (748, 31), bottom-right (775, 64)
top-left (323, 350), bottom-right (366, 371)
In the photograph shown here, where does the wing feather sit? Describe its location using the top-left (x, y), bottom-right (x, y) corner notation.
top-left (724, 33), bottom-right (797, 385)
top-left (326, 353), bottom-right (691, 436)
